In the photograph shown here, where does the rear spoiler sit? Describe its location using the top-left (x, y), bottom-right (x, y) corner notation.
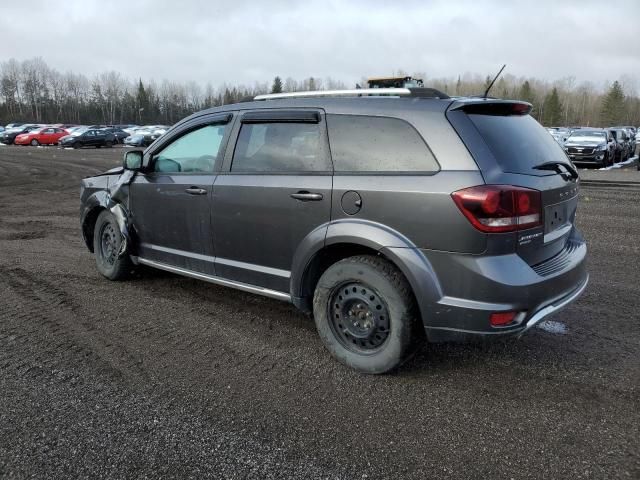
top-left (448, 99), bottom-right (532, 116)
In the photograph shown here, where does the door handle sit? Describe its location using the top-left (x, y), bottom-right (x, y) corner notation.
top-left (290, 191), bottom-right (323, 201)
top-left (185, 187), bottom-right (208, 195)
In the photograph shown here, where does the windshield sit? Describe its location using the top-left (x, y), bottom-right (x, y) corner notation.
top-left (71, 128), bottom-right (88, 136)
top-left (567, 131), bottom-right (606, 141)
top-left (467, 113), bottom-right (571, 175)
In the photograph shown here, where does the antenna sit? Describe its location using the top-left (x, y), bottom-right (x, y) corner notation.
top-left (483, 64), bottom-right (506, 99)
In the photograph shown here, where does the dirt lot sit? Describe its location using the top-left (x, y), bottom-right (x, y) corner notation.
top-left (0, 146), bottom-right (638, 479)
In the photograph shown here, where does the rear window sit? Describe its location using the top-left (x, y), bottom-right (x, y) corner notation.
top-left (327, 114), bottom-right (439, 173)
top-left (468, 114), bottom-right (570, 175)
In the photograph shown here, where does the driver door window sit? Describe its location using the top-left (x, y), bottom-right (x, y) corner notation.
top-left (153, 125), bottom-right (226, 173)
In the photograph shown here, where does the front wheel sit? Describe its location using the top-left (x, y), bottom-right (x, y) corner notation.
top-left (30, 139), bottom-right (39, 146)
top-left (93, 210), bottom-right (133, 280)
top-left (105, 140), bottom-right (113, 148)
top-left (313, 255), bottom-right (421, 374)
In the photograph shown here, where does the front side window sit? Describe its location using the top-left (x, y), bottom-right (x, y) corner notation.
top-left (232, 122), bottom-right (329, 173)
top-left (327, 114), bottom-right (439, 173)
top-left (153, 124), bottom-right (227, 173)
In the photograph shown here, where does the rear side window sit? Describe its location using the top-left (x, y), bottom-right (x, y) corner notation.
top-left (468, 114), bottom-right (570, 175)
top-left (327, 114), bottom-right (438, 173)
top-left (232, 122), bottom-right (329, 173)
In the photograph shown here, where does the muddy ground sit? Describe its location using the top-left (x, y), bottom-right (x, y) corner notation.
top-left (0, 146), bottom-right (638, 479)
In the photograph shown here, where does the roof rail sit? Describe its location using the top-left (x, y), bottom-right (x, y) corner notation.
top-left (254, 88), bottom-right (411, 100)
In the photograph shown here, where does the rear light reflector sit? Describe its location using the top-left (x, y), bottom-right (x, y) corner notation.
top-left (490, 311), bottom-right (518, 327)
top-left (451, 185), bottom-right (542, 233)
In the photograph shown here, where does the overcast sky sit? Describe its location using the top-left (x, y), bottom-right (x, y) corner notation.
top-left (1, 0), bottom-right (638, 90)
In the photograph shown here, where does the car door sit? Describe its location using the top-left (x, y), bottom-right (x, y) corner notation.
top-left (130, 114), bottom-right (233, 275)
top-left (94, 130), bottom-right (107, 146)
top-left (212, 109), bottom-right (332, 293)
top-left (40, 127), bottom-right (54, 143)
top-left (81, 130), bottom-right (96, 146)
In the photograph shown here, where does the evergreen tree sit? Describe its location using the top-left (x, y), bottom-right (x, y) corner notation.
top-left (518, 80), bottom-right (536, 104)
top-left (600, 80), bottom-right (625, 126)
top-left (308, 77), bottom-right (316, 91)
top-left (271, 76), bottom-right (283, 94)
top-left (455, 75), bottom-right (462, 96)
top-left (542, 87), bottom-right (563, 126)
top-left (135, 79), bottom-right (149, 124)
top-left (222, 88), bottom-right (234, 105)
top-left (483, 75), bottom-right (492, 94)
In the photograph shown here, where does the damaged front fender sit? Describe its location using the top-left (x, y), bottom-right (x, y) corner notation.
top-left (80, 169), bottom-right (138, 256)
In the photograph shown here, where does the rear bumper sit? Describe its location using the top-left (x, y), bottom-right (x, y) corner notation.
top-left (516, 274), bottom-right (588, 337)
top-left (401, 228), bottom-right (588, 341)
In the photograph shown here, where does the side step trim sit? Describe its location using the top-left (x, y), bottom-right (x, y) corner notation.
top-left (137, 257), bottom-right (292, 302)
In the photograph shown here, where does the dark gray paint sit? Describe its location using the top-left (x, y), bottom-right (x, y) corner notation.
top-left (80, 95), bottom-right (588, 341)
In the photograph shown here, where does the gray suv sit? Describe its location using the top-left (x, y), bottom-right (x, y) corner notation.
top-left (80, 88), bottom-right (588, 374)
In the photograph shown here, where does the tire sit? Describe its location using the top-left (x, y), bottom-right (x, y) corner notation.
top-left (93, 210), bottom-right (133, 281)
top-left (72, 142), bottom-right (80, 149)
top-left (313, 255), bottom-right (421, 374)
top-left (105, 141), bottom-right (113, 148)
top-left (30, 139), bottom-right (39, 146)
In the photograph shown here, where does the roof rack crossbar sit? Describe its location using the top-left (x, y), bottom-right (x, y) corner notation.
top-left (254, 88), bottom-right (411, 100)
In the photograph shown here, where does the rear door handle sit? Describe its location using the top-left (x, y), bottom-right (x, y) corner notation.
top-left (290, 191), bottom-right (323, 201)
top-left (185, 187), bottom-right (208, 195)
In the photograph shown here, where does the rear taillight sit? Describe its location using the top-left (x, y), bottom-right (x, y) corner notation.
top-left (451, 185), bottom-right (542, 233)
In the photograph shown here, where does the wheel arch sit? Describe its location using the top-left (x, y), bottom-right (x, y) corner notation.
top-left (291, 220), bottom-right (443, 324)
top-left (81, 192), bottom-right (133, 255)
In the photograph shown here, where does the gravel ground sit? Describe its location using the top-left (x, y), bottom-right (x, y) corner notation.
top-left (0, 146), bottom-right (638, 479)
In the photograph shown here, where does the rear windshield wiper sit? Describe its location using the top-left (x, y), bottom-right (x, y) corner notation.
top-left (532, 161), bottom-right (578, 179)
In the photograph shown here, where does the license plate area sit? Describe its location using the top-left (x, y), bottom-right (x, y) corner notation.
top-left (545, 203), bottom-right (570, 233)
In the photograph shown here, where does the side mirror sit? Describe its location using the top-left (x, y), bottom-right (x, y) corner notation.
top-left (123, 150), bottom-right (143, 170)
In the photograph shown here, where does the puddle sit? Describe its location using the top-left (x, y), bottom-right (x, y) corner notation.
top-left (536, 320), bottom-right (568, 334)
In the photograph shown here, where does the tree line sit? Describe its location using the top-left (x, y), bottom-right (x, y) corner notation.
top-left (0, 57), bottom-right (638, 127)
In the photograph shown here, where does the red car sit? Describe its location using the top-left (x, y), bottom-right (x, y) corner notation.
top-left (14, 127), bottom-right (69, 146)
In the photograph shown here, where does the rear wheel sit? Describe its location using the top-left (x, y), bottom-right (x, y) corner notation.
top-left (30, 139), bottom-right (39, 146)
top-left (313, 255), bottom-right (421, 374)
top-left (105, 140), bottom-right (113, 148)
top-left (93, 210), bottom-right (133, 280)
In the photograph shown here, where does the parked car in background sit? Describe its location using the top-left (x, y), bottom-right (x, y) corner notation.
top-left (111, 124), bottom-right (138, 134)
top-left (125, 125), bottom-right (170, 147)
top-left (101, 127), bottom-right (130, 143)
top-left (14, 127), bottom-right (69, 146)
top-left (564, 129), bottom-right (615, 167)
top-left (607, 129), bottom-right (628, 162)
top-left (546, 127), bottom-right (569, 145)
top-left (59, 128), bottom-right (116, 149)
top-left (622, 127), bottom-right (636, 154)
top-left (5, 122), bottom-right (27, 130)
top-left (0, 126), bottom-right (4, 134)
top-left (609, 128), bottom-right (633, 161)
top-left (123, 133), bottom-right (147, 147)
top-left (1, 124), bottom-right (43, 145)
top-left (65, 126), bottom-right (89, 136)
